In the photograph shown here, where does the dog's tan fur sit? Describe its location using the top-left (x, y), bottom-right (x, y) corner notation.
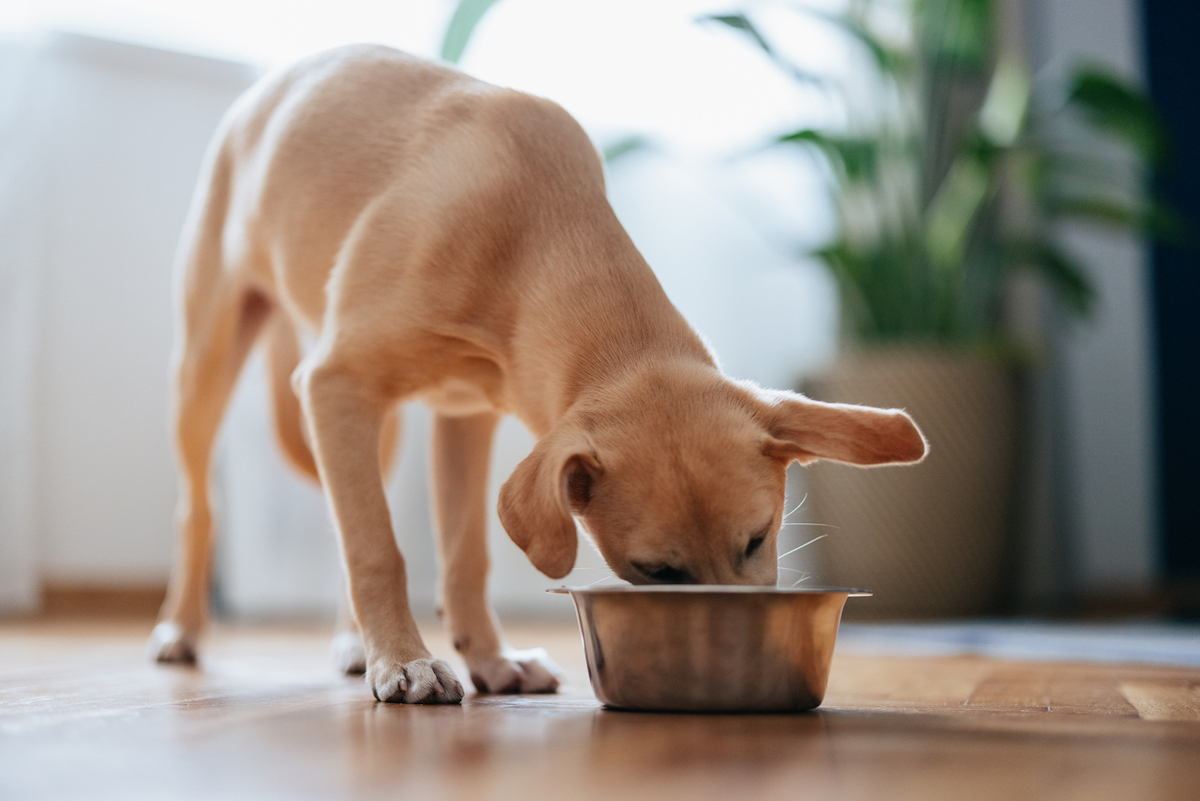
top-left (149, 46), bottom-right (926, 704)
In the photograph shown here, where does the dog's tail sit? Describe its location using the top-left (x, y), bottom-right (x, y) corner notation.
top-left (264, 313), bottom-right (320, 484)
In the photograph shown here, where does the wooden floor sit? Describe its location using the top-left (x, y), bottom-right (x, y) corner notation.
top-left (2, 617), bottom-right (1199, 800)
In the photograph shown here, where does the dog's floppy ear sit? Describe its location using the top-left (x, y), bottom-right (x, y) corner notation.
top-left (498, 426), bottom-right (601, 579)
top-left (759, 389), bottom-right (927, 466)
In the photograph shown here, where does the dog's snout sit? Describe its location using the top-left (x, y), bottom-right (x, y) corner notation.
top-left (626, 551), bottom-right (774, 586)
top-left (630, 562), bottom-right (697, 585)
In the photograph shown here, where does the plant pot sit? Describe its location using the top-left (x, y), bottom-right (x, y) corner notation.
top-left (803, 349), bottom-right (1017, 619)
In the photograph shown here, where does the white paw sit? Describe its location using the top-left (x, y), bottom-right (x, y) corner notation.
top-left (331, 631), bottom-right (367, 675)
top-left (368, 657), bottom-right (464, 704)
top-left (148, 622), bottom-right (197, 665)
top-left (469, 648), bottom-right (562, 694)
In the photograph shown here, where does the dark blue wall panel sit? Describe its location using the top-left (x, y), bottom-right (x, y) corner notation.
top-left (1142, 1), bottom-right (1200, 584)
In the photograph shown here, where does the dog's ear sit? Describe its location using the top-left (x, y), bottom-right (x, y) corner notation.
top-left (758, 389), bottom-right (927, 466)
top-left (498, 426), bottom-right (601, 579)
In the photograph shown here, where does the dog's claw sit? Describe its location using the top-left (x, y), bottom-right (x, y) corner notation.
top-left (148, 622), bottom-right (197, 665)
top-left (368, 657), bottom-right (462, 704)
top-left (469, 648), bottom-right (562, 694)
top-left (331, 631), bottom-right (367, 675)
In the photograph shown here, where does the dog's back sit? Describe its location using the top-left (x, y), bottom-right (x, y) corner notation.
top-left (202, 45), bottom-right (609, 335)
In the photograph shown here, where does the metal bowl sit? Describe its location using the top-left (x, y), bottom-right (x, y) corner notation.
top-left (549, 585), bottom-right (870, 713)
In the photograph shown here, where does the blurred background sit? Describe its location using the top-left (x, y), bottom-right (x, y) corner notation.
top-left (0, 0), bottom-right (1194, 624)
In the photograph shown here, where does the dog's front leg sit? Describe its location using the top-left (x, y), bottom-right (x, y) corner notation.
top-left (432, 412), bottom-right (561, 694)
top-left (301, 363), bottom-right (463, 704)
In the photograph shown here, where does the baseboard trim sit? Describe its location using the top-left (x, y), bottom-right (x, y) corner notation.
top-left (40, 583), bottom-right (167, 619)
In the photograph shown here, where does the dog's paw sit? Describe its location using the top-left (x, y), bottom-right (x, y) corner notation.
top-left (148, 621), bottom-right (197, 665)
top-left (331, 631), bottom-right (367, 675)
top-left (469, 648), bottom-right (562, 694)
top-left (368, 657), bottom-right (464, 704)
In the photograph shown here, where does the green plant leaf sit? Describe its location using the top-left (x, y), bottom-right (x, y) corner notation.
top-left (803, 7), bottom-right (906, 74)
top-left (700, 12), bottom-right (773, 55)
top-left (1066, 66), bottom-right (1171, 164)
top-left (699, 12), bottom-right (829, 84)
top-left (441, 0), bottom-right (504, 64)
top-left (1005, 241), bottom-right (1095, 317)
top-left (738, 0), bottom-right (1174, 342)
top-left (1044, 195), bottom-right (1187, 241)
top-left (1146, 202), bottom-right (1189, 244)
top-left (1032, 150), bottom-right (1136, 188)
top-left (924, 153), bottom-right (991, 270)
top-left (1043, 195), bottom-right (1147, 229)
top-left (916, 0), bottom-right (993, 69)
top-left (777, 129), bottom-right (879, 181)
top-left (978, 56), bottom-right (1030, 146)
top-left (603, 135), bottom-right (655, 164)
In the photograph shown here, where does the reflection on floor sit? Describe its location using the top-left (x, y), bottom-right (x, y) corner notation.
top-left (1, 617), bottom-right (1198, 800)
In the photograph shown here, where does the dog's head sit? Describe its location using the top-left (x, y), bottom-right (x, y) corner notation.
top-left (498, 363), bottom-right (926, 585)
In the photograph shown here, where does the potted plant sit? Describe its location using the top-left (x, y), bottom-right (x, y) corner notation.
top-left (707, 0), bottom-right (1172, 616)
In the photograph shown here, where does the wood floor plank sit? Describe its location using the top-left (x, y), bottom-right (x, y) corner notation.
top-left (1120, 681), bottom-right (1200, 721)
top-left (2, 619), bottom-right (1199, 800)
top-left (967, 668), bottom-right (1051, 711)
top-left (1049, 675), bottom-right (1141, 717)
top-left (824, 654), bottom-right (993, 710)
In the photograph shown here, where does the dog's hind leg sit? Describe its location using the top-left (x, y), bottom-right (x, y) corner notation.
top-left (149, 139), bottom-right (273, 664)
top-left (150, 283), bottom-right (272, 663)
top-left (432, 412), bottom-right (562, 694)
top-left (264, 312), bottom-right (320, 483)
top-left (331, 582), bottom-right (367, 675)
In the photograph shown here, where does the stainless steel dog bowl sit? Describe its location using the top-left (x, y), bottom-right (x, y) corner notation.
top-left (550, 586), bottom-right (870, 712)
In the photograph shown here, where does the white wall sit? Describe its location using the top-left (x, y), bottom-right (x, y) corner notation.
top-left (0, 38), bottom-right (43, 611)
top-left (0, 33), bottom-right (256, 610)
top-left (1030, 0), bottom-right (1159, 594)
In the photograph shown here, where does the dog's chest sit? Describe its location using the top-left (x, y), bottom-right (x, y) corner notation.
top-left (418, 376), bottom-right (502, 416)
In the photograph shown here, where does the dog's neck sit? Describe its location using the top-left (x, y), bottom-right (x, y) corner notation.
top-left (507, 213), bottom-right (717, 436)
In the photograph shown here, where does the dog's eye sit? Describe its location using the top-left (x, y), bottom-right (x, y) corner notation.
top-left (635, 563), bottom-right (694, 584)
top-left (745, 535), bottom-right (766, 559)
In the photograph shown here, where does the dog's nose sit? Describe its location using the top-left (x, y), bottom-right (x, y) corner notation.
top-left (630, 562), bottom-right (697, 585)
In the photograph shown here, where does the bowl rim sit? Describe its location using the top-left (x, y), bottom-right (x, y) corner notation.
top-left (547, 585), bottom-right (872, 596)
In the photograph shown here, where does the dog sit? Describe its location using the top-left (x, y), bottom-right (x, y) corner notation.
top-left (148, 45), bottom-right (926, 705)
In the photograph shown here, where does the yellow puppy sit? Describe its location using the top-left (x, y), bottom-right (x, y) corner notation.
top-left (149, 45), bottom-right (926, 704)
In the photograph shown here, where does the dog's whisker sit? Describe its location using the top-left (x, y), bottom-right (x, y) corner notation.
top-left (776, 534), bottom-right (829, 561)
top-left (782, 494), bottom-right (808, 521)
top-left (577, 527), bottom-right (609, 562)
top-left (781, 522), bottom-right (839, 528)
top-left (776, 566), bottom-right (808, 575)
top-left (582, 574), bottom-right (624, 588)
top-left (790, 574), bottom-right (813, 588)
